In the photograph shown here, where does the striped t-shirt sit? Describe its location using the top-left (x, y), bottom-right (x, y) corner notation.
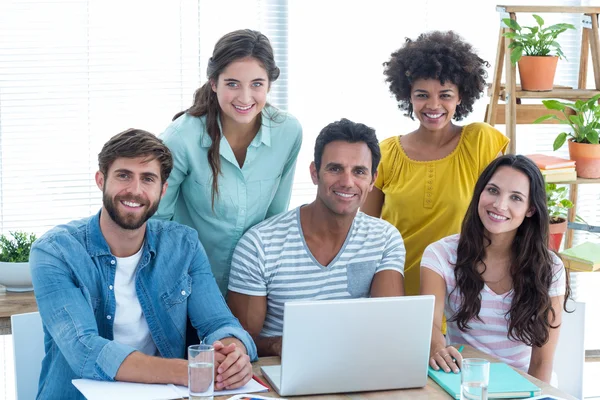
top-left (421, 234), bottom-right (566, 371)
top-left (228, 207), bottom-right (405, 337)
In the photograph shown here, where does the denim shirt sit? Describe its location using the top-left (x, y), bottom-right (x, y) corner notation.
top-left (30, 210), bottom-right (257, 400)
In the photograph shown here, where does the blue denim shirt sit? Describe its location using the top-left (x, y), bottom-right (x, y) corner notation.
top-left (30, 210), bottom-right (257, 400)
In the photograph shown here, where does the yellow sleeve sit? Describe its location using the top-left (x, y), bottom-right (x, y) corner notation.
top-left (462, 122), bottom-right (510, 175)
top-left (374, 136), bottom-right (397, 191)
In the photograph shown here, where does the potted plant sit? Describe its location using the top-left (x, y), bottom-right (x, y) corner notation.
top-left (0, 231), bottom-right (37, 292)
top-left (502, 15), bottom-right (575, 91)
top-left (546, 183), bottom-right (573, 252)
top-left (534, 94), bottom-right (600, 178)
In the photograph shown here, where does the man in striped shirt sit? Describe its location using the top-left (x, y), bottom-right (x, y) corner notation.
top-left (227, 118), bottom-right (406, 357)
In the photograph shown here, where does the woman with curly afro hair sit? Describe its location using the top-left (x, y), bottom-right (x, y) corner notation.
top-left (362, 31), bottom-right (509, 299)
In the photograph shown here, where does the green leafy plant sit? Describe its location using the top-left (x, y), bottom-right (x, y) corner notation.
top-left (534, 94), bottom-right (600, 150)
top-left (0, 231), bottom-right (37, 262)
top-left (546, 183), bottom-right (573, 223)
top-left (502, 14), bottom-right (575, 65)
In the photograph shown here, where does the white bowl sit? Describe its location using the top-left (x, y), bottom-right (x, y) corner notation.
top-left (0, 261), bottom-right (33, 292)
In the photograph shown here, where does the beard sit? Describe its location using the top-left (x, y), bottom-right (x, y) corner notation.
top-left (103, 190), bottom-right (160, 230)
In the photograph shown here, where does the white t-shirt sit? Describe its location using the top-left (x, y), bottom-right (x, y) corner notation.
top-left (113, 246), bottom-right (158, 356)
top-left (421, 234), bottom-right (566, 371)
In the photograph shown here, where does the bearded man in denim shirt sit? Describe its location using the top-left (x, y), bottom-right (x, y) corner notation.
top-left (30, 129), bottom-right (257, 399)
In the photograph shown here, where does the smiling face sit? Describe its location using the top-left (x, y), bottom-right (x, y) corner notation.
top-left (410, 78), bottom-right (461, 132)
top-left (96, 156), bottom-right (167, 230)
top-left (211, 57), bottom-right (269, 128)
top-left (311, 141), bottom-right (376, 217)
top-left (477, 166), bottom-right (535, 240)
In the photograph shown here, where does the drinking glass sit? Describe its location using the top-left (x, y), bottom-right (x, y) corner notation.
top-left (460, 358), bottom-right (490, 400)
top-left (188, 344), bottom-right (214, 400)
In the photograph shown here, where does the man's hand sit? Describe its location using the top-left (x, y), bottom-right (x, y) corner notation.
top-left (212, 340), bottom-right (252, 390)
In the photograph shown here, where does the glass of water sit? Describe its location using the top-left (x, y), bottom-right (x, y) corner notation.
top-left (460, 358), bottom-right (490, 400)
top-left (188, 344), bottom-right (214, 400)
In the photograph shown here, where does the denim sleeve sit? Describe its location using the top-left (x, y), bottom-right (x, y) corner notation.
top-left (30, 238), bottom-right (137, 380)
top-left (186, 237), bottom-right (258, 361)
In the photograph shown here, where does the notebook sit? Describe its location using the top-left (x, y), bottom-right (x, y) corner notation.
top-left (526, 154), bottom-right (576, 170)
top-left (428, 362), bottom-right (541, 399)
top-left (560, 241), bottom-right (600, 271)
top-left (540, 167), bottom-right (577, 176)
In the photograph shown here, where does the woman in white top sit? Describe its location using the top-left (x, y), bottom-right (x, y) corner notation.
top-left (421, 154), bottom-right (570, 383)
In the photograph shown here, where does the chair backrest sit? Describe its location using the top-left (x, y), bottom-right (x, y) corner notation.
top-left (11, 311), bottom-right (44, 400)
top-left (553, 300), bottom-right (586, 400)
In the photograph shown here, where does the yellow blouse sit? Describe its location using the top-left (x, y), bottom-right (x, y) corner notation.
top-left (375, 122), bottom-right (509, 296)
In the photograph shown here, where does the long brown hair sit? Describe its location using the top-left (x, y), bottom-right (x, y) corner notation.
top-left (449, 155), bottom-right (571, 347)
top-left (174, 29), bottom-right (280, 206)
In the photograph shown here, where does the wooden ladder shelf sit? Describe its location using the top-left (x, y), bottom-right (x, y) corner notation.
top-left (485, 5), bottom-right (600, 249)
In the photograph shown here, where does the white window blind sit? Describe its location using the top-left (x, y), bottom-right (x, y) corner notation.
top-left (0, 0), bottom-right (288, 237)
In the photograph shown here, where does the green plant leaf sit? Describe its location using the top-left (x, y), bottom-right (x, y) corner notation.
top-left (510, 46), bottom-right (524, 65)
top-left (503, 18), bottom-right (521, 31)
top-left (503, 32), bottom-right (518, 39)
top-left (541, 99), bottom-right (566, 111)
top-left (587, 129), bottom-right (599, 144)
top-left (587, 93), bottom-right (600, 108)
top-left (533, 14), bottom-right (544, 26)
top-left (560, 199), bottom-right (574, 208)
top-left (533, 114), bottom-right (561, 124)
top-left (553, 132), bottom-right (568, 151)
top-left (0, 231), bottom-right (37, 262)
top-left (545, 23), bottom-right (576, 31)
top-left (569, 114), bottom-right (584, 127)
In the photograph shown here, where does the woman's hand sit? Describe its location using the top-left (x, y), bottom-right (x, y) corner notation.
top-left (430, 345), bottom-right (462, 373)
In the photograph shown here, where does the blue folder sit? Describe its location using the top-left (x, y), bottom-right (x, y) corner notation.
top-left (428, 362), bottom-right (542, 399)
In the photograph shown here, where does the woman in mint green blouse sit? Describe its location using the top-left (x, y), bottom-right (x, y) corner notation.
top-left (154, 29), bottom-right (302, 295)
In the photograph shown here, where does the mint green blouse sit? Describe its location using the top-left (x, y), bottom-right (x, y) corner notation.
top-left (154, 106), bottom-right (303, 295)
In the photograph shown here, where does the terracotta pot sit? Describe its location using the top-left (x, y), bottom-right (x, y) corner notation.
top-left (549, 219), bottom-right (567, 252)
top-left (568, 139), bottom-right (600, 178)
top-left (518, 56), bottom-right (558, 91)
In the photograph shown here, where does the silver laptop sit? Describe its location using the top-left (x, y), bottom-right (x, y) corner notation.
top-left (260, 295), bottom-right (434, 396)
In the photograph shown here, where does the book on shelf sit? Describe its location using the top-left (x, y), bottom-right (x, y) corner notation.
top-left (559, 241), bottom-right (600, 272)
top-left (525, 154), bottom-right (576, 170)
top-left (524, 154), bottom-right (576, 182)
top-left (542, 169), bottom-right (577, 183)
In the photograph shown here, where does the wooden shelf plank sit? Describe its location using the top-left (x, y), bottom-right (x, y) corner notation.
top-left (497, 5), bottom-right (600, 13)
top-left (493, 88), bottom-right (600, 101)
top-left (552, 177), bottom-right (600, 184)
top-left (486, 83), bottom-right (572, 98)
top-left (515, 89), bottom-right (600, 99)
top-left (485, 104), bottom-right (573, 125)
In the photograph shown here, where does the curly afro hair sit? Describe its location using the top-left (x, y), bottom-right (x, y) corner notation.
top-left (383, 31), bottom-right (489, 121)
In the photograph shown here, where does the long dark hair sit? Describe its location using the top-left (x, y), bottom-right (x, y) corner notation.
top-left (174, 29), bottom-right (280, 206)
top-left (450, 154), bottom-right (571, 347)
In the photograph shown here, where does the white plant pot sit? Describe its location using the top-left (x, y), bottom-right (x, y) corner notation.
top-left (0, 261), bottom-right (33, 292)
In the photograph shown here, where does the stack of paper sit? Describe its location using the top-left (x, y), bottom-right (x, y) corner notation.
top-left (560, 241), bottom-right (600, 271)
top-left (72, 377), bottom-right (269, 400)
top-left (525, 154), bottom-right (576, 183)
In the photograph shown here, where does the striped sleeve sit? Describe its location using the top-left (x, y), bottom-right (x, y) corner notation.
top-left (228, 229), bottom-right (268, 296)
top-left (549, 252), bottom-right (567, 298)
top-left (375, 224), bottom-right (405, 275)
top-left (420, 238), bottom-right (454, 282)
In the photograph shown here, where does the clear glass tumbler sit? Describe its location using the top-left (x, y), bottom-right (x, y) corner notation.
top-left (460, 358), bottom-right (490, 400)
top-left (188, 344), bottom-right (214, 400)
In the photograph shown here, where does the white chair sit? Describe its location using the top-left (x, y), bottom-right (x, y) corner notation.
top-left (11, 311), bottom-right (44, 400)
top-left (553, 300), bottom-right (586, 400)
